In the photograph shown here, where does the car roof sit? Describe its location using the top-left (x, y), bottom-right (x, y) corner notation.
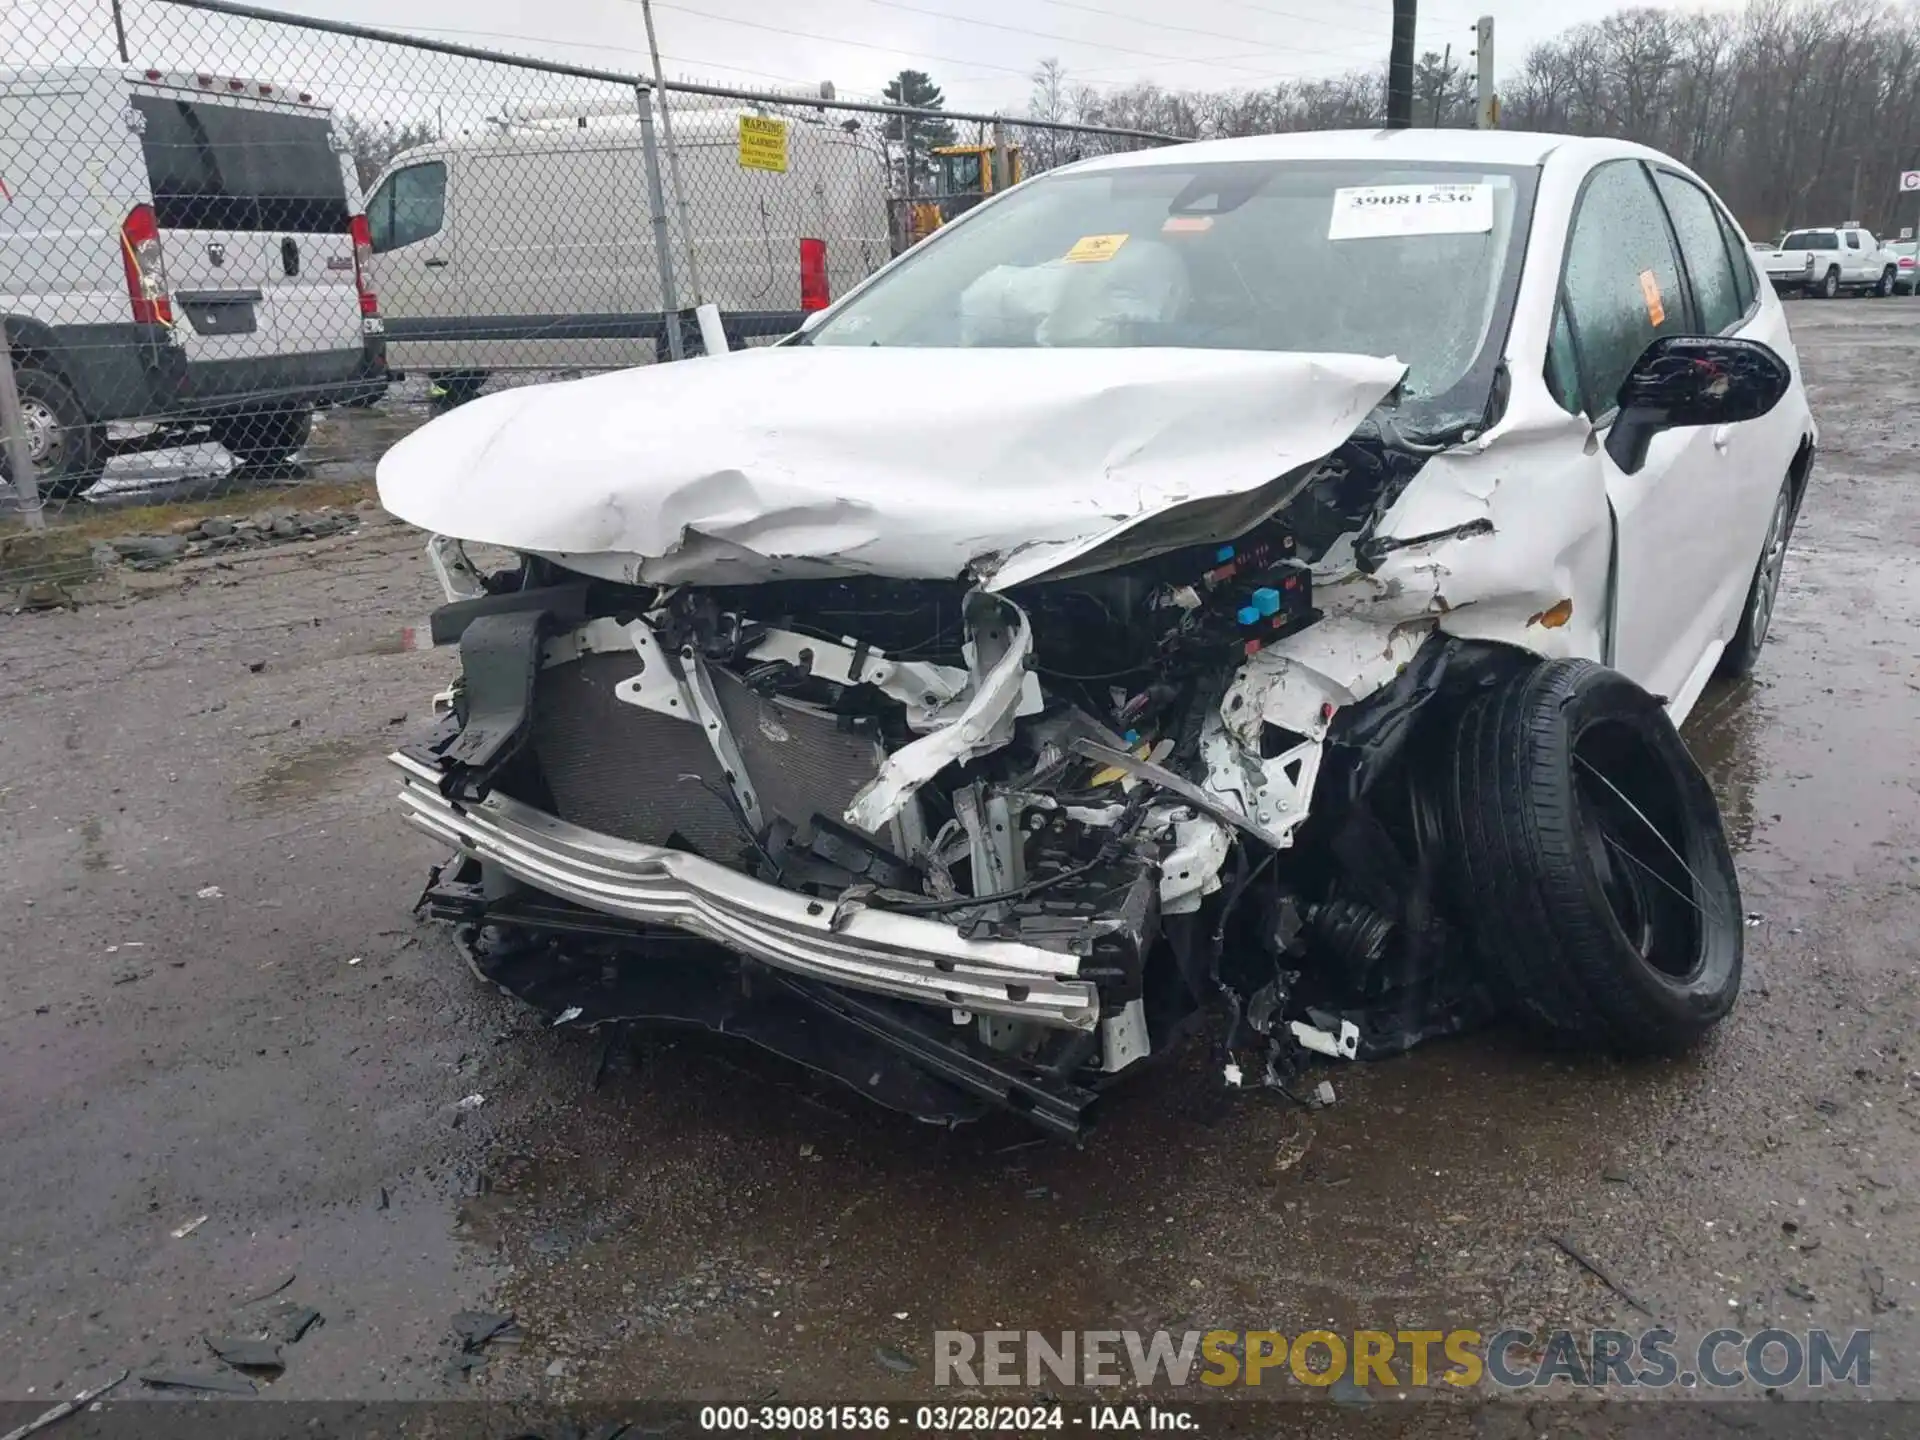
top-left (1064, 128), bottom-right (1675, 174)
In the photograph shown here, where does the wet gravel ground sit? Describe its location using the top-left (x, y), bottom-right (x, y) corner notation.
top-left (1, 301), bottom-right (1917, 1422)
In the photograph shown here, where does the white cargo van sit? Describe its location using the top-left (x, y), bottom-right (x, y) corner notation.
top-left (0, 67), bottom-right (386, 498)
top-left (363, 105), bottom-right (890, 398)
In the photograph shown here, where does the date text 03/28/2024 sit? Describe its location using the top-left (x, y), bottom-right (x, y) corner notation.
top-left (697, 1405), bottom-right (1193, 1431)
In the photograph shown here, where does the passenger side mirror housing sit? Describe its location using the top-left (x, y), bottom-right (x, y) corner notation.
top-left (1606, 334), bottom-right (1790, 475)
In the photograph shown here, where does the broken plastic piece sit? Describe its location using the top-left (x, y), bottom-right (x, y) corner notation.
top-left (1312, 1080), bottom-right (1337, 1107)
top-left (1289, 1017), bottom-right (1361, 1059)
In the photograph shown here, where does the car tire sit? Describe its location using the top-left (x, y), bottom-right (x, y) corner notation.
top-left (1717, 476), bottom-right (1795, 680)
top-left (1442, 659), bottom-right (1742, 1053)
top-left (210, 407), bottom-right (313, 466)
top-left (1817, 266), bottom-right (1840, 299)
top-left (1874, 266), bottom-right (1896, 297)
top-left (0, 364), bottom-right (104, 502)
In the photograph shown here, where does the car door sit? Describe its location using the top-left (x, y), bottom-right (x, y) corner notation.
top-left (1649, 169), bottom-right (1788, 658)
top-left (1842, 228), bottom-right (1869, 284)
top-left (130, 89), bottom-right (279, 371)
top-left (365, 158), bottom-right (451, 374)
top-left (1551, 158), bottom-right (1726, 706)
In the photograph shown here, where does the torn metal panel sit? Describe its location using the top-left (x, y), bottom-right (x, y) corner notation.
top-left (376, 346), bottom-right (1406, 587)
top-left (845, 593), bottom-right (1033, 833)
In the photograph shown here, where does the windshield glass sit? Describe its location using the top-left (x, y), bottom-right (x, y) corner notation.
top-left (1782, 231), bottom-right (1838, 250)
top-left (810, 158), bottom-right (1533, 403)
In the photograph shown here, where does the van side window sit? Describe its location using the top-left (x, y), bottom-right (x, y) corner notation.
top-left (367, 162), bottom-right (446, 253)
top-left (1559, 160), bottom-right (1690, 420)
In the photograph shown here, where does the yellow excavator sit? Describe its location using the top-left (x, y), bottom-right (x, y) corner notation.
top-left (908, 143), bottom-right (1024, 244)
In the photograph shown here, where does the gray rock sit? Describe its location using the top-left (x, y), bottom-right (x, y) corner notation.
top-left (90, 542), bottom-right (121, 570)
top-left (110, 534), bottom-right (188, 562)
top-left (198, 517), bottom-right (235, 538)
top-left (269, 517), bottom-right (298, 539)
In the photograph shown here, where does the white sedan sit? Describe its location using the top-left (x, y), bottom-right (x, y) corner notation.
top-left (379, 129), bottom-right (1815, 1137)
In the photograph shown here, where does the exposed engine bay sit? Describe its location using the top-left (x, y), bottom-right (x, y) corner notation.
top-left (397, 434), bottom-right (1522, 1137)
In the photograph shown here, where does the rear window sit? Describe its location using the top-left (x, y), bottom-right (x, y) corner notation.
top-left (1781, 230), bottom-right (1838, 250)
top-left (134, 96), bottom-right (349, 233)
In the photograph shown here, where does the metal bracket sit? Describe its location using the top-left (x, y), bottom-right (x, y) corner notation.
top-left (427, 534), bottom-right (487, 603)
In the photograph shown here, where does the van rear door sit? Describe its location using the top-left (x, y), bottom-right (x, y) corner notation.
top-left (130, 87), bottom-right (361, 369)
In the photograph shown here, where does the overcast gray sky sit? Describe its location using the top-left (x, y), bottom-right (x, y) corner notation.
top-left (258, 0), bottom-right (1749, 112)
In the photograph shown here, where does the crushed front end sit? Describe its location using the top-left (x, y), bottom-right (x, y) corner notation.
top-left (395, 438), bottom-right (1499, 1139)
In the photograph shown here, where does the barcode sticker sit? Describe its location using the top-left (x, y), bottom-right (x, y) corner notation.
top-left (1328, 183), bottom-right (1494, 240)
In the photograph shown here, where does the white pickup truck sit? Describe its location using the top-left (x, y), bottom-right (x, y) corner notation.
top-left (1757, 225), bottom-right (1900, 299)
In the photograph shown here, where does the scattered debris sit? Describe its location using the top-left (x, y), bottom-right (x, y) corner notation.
top-left (204, 1336), bottom-right (285, 1375)
top-left (453, 1311), bottom-right (521, 1351)
top-left (1601, 1166), bottom-right (1632, 1184)
top-left (0, 1368), bottom-right (127, 1440)
top-left (239, 1273), bottom-right (297, 1305)
top-left (1288, 1018), bottom-right (1360, 1059)
top-left (270, 1304), bottom-right (323, 1344)
top-left (348, 956), bottom-right (363, 966)
top-left (378, 1186), bottom-right (390, 1211)
top-left (247, 660), bottom-right (267, 674)
top-left (1549, 1234), bottom-right (1654, 1318)
top-left (1272, 1125), bottom-right (1313, 1175)
top-left (874, 1345), bottom-right (918, 1374)
top-left (194, 886), bottom-right (223, 900)
top-left (455, 1093), bottom-right (485, 1111)
top-left (553, 1005), bottom-right (583, 1026)
top-left (1784, 1281), bottom-right (1816, 1302)
top-left (137, 1369), bottom-right (256, 1396)
top-left (170, 1214), bottom-right (208, 1238)
top-left (1310, 1080), bottom-right (1337, 1108)
top-left (545, 1358), bottom-right (569, 1378)
top-left (892, 1311), bottom-right (909, 1321)
top-left (1744, 912), bottom-right (1764, 927)
top-left (1864, 1265), bottom-right (1896, 1314)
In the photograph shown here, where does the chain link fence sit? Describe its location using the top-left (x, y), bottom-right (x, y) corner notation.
top-left (0, 0), bottom-right (1176, 593)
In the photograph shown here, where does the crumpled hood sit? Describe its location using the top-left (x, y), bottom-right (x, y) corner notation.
top-left (376, 345), bottom-right (1406, 588)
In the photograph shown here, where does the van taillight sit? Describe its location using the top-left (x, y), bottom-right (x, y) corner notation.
top-left (799, 237), bottom-right (829, 311)
top-left (120, 204), bottom-right (173, 326)
top-left (349, 213), bottom-right (378, 316)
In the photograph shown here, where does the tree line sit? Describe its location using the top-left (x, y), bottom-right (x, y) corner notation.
top-left (1018, 0), bottom-right (1920, 239)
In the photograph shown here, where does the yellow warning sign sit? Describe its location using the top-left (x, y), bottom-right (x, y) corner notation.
top-left (1064, 233), bottom-right (1129, 263)
top-left (738, 114), bottom-right (788, 173)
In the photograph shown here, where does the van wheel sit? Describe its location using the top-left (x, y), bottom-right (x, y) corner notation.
top-left (211, 408), bottom-right (313, 466)
top-left (1442, 659), bottom-right (1742, 1053)
top-left (1, 365), bottom-right (104, 501)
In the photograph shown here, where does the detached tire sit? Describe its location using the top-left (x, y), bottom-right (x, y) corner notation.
top-left (1443, 659), bottom-right (1742, 1053)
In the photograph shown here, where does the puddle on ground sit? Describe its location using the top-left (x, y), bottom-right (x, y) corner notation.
top-left (243, 737), bottom-right (382, 806)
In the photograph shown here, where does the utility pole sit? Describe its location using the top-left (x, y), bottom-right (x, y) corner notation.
top-left (1432, 43), bottom-right (1451, 127)
top-left (637, 0), bottom-right (704, 305)
top-left (1386, 0), bottom-right (1417, 129)
top-left (1474, 16), bottom-right (1498, 129)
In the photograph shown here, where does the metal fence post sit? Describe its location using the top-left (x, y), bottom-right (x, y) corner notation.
top-left (635, 85), bottom-right (685, 362)
top-left (0, 342), bottom-right (47, 531)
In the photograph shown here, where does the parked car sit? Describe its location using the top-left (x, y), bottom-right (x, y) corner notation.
top-left (361, 104), bottom-right (890, 404)
top-left (1888, 239), bottom-right (1918, 294)
top-left (377, 129), bottom-right (1815, 1137)
top-left (0, 66), bottom-right (386, 500)
top-left (1757, 224), bottom-right (1899, 298)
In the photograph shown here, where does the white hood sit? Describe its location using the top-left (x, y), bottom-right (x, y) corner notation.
top-left (375, 346), bottom-right (1406, 589)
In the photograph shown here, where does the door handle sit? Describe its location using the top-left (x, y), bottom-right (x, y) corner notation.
top-left (423, 257), bottom-right (450, 268)
top-left (1712, 424), bottom-right (1733, 451)
top-left (281, 237), bottom-right (299, 276)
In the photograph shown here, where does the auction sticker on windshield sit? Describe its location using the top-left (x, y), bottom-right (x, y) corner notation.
top-left (1328, 183), bottom-right (1493, 240)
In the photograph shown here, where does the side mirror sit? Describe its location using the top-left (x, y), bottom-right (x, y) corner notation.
top-left (1606, 334), bottom-right (1791, 475)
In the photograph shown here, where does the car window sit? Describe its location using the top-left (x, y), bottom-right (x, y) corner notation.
top-left (1654, 171), bottom-right (1743, 333)
top-left (1716, 208), bottom-right (1758, 312)
top-left (1781, 230), bottom-right (1838, 250)
top-left (367, 162), bottom-right (446, 252)
top-left (133, 96), bottom-right (348, 233)
top-left (809, 158), bottom-right (1535, 409)
top-left (1847, 231), bottom-right (1863, 250)
top-left (1557, 159), bottom-right (1690, 421)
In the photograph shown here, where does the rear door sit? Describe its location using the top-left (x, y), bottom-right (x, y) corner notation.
top-left (130, 88), bottom-right (278, 367)
top-left (364, 156), bottom-right (451, 373)
top-left (201, 101), bottom-right (359, 359)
